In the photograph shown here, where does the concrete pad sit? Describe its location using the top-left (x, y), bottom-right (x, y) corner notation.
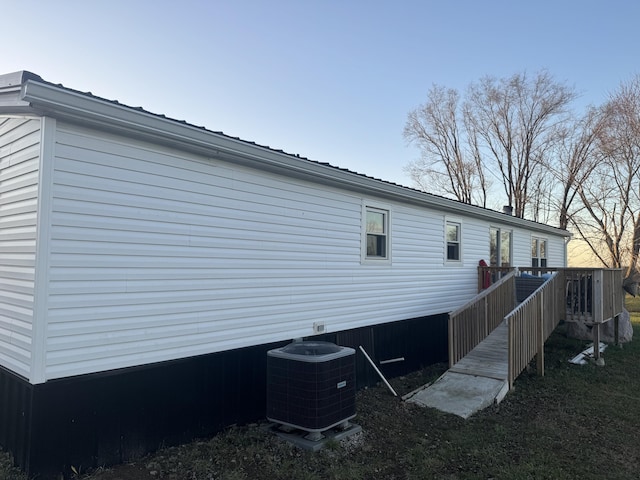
top-left (406, 372), bottom-right (508, 419)
top-left (266, 422), bottom-right (362, 452)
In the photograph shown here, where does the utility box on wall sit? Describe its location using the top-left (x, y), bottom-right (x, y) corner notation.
top-left (266, 341), bottom-right (356, 437)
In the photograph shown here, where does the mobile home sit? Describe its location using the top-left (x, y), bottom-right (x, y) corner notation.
top-left (0, 71), bottom-right (570, 475)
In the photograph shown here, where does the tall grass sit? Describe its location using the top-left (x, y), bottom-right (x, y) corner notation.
top-left (625, 294), bottom-right (640, 317)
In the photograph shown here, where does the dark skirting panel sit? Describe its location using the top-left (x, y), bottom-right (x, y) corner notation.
top-left (1, 340), bottom-right (289, 478)
top-left (373, 313), bottom-right (449, 378)
top-left (310, 314), bottom-right (448, 388)
top-left (0, 367), bottom-right (33, 470)
top-left (0, 312), bottom-right (448, 478)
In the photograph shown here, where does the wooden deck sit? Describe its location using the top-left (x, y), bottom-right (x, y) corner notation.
top-left (449, 321), bottom-right (508, 381)
top-left (419, 267), bottom-right (624, 418)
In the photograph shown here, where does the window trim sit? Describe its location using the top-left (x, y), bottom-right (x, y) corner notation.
top-left (531, 236), bottom-right (548, 268)
top-left (490, 226), bottom-right (512, 267)
top-left (445, 219), bottom-right (462, 264)
top-left (361, 202), bottom-right (391, 264)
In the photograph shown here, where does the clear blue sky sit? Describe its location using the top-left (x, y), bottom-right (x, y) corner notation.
top-left (2, 0), bottom-right (638, 189)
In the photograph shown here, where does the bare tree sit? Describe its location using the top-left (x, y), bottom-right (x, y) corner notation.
top-left (526, 167), bottom-right (555, 224)
top-left (405, 70), bottom-right (576, 219)
top-left (464, 70), bottom-right (577, 218)
top-left (546, 107), bottom-right (604, 230)
top-left (599, 76), bottom-right (640, 274)
top-left (613, 77), bottom-right (640, 277)
top-left (404, 85), bottom-right (488, 206)
top-left (570, 75), bottom-right (640, 272)
top-left (405, 70), bottom-right (640, 275)
top-left (572, 165), bottom-right (629, 268)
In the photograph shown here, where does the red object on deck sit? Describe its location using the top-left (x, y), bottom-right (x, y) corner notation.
top-left (479, 259), bottom-right (490, 289)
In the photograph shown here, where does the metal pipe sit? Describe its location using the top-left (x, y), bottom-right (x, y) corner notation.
top-left (359, 345), bottom-right (398, 397)
top-left (379, 357), bottom-right (405, 365)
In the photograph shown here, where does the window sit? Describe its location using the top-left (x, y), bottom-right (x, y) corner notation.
top-left (363, 205), bottom-right (390, 262)
top-left (446, 221), bottom-right (461, 262)
top-left (490, 227), bottom-right (512, 267)
top-left (532, 237), bottom-right (547, 267)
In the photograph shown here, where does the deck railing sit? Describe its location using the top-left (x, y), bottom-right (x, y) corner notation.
top-left (449, 270), bottom-right (517, 367)
top-left (602, 268), bottom-right (625, 322)
top-left (471, 266), bottom-right (625, 389)
top-left (564, 268), bottom-right (623, 324)
top-left (478, 265), bottom-right (515, 291)
top-left (506, 272), bottom-right (563, 388)
top-left (479, 267), bottom-right (625, 323)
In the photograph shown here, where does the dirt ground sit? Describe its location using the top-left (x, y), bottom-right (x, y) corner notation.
top-left (76, 326), bottom-right (640, 480)
top-left (80, 365), bottom-right (444, 480)
top-left (4, 324), bottom-right (638, 479)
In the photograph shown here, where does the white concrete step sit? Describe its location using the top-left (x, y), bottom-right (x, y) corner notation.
top-left (406, 371), bottom-right (509, 419)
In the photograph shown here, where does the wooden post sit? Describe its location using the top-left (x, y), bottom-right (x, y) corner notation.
top-left (507, 318), bottom-right (513, 389)
top-left (557, 270), bottom-right (565, 322)
top-left (614, 314), bottom-right (620, 347)
top-left (593, 323), bottom-right (602, 363)
top-left (484, 296), bottom-right (489, 338)
top-left (592, 270), bottom-right (604, 324)
top-left (537, 291), bottom-right (545, 377)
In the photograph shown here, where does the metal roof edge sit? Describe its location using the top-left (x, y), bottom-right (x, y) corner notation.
top-left (0, 71), bottom-right (42, 112)
top-left (17, 76), bottom-right (569, 239)
top-left (0, 70), bottom-right (43, 89)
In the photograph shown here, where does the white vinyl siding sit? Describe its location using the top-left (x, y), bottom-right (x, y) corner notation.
top-left (512, 228), bottom-right (564, 268)
top-left (512, 228), bottom-right (532, 267)
top-left (460, 219), bottom-right (489, 266)
top-left (0, 118), bottom-right (560, 382)
top-left (0, 117), bottom-right (570, 383)
top-left (39, 123), bottom-right (500, 380)
top-left (45, 125), bottom-right (364, 378)
top-left (0, 117), bottom-right (41, 378)
top-left (545, 235), bottom-right (567, 267)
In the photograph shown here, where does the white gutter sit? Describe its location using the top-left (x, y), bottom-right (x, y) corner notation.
top-left (18, 79), bottom-right (569, 238)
